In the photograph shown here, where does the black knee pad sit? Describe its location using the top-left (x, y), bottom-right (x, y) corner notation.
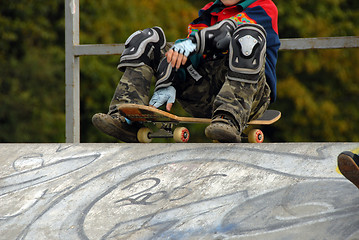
top-left (227, 24), bottom-right (267, 83)
top-left (154, 57), bottom-right (176, 91)
top-left (194, 19), bottom-right (237, 55)
top-left (118, 26), bottom-right (166, 72)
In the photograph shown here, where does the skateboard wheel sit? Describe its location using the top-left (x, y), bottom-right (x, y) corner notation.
top-left (248, 129), bottom-right (264, 143)
top-left (173, 127), bottom-right (190, 143)
top-left (137, 127), bottom-right (152, 143)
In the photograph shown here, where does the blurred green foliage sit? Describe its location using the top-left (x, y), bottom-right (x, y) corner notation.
top-left (0, 0), bottom-right (358, 143)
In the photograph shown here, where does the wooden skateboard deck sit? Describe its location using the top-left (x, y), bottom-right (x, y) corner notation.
top-left (118, 104), bottom-right (280, 125)
top-left (117, 104), bottom-right (281, 143)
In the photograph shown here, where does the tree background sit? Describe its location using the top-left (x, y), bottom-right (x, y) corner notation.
top-left (0, 0), bottom-right (358, 143)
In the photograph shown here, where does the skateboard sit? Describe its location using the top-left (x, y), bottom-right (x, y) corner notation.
top-left (118, 104), bottom-right (281, 143)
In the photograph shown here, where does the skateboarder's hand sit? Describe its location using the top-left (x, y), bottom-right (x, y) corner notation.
top-left (166, 39), bottom-right (196, 69)
top-left (149, 86), bottom-right (176, 111)
top-left (166, 49), bottom-right (187, 70)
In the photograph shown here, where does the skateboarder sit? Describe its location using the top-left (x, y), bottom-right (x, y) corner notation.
top-left (93, 0), bottom-right (281, 143)
top-left (338, 149), bottom-right (359, 189)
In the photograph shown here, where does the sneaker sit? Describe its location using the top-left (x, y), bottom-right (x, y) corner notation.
top-left (338, 151), bottom-right (359, 189)
top-left (92, 112), bottom-right (139, 142)
top-left (205, 114), bottom-right (241, 143)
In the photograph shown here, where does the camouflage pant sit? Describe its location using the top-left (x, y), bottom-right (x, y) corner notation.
top-left (109, 45), bottom-right (271, 133)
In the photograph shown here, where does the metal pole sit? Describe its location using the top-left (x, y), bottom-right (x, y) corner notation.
top-left (65, 0), bottom-right (80, 143)
top-left (280, 36), bottom-right (359, 50)
top-left (72, 36), bottom-right (359, 57)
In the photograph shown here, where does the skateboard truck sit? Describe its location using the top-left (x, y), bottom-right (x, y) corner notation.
top-left (137, 123), bottom-right (190, 143)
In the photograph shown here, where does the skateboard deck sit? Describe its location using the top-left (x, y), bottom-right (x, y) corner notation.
top-left (118, 104), bottom-right (281, 143)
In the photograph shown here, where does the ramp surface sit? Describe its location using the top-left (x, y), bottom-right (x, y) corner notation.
top-left (0, 143), bottom-right (358, 239)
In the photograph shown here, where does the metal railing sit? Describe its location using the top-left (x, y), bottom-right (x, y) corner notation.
top-left (65, 0), bottom-right (359, 143)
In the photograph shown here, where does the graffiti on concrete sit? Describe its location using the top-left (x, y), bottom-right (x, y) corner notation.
top-left (0, 143), bottom-right (358, 239)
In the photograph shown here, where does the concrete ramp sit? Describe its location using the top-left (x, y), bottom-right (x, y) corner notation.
top-left (0, 143), bottom-right (359, 239)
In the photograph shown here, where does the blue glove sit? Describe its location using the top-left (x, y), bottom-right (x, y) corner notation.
top-left (149, 86), bottom-right (176, 111)
top-left (171, 39), bottom-right (197, 57)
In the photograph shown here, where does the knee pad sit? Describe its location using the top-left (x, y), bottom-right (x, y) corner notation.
top-left (154, 57), bottom-right (176, 91)
top-left (227, 24), bottom-right (267, 83)
top-left (118, 26), bottom-right (166, 72)
top-left (194, 19), bottom-right (237, 55)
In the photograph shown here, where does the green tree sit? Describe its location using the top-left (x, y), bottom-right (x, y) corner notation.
top-left (272, 0), bottom-right (359, 141)
top-left (0, 0), bottom-right (65, 142)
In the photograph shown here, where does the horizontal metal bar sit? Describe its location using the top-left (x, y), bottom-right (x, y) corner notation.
top-left (74, 36), bottom-right (359, 56)
top-left (280, 36), bottom-right (359, 50)
top-left (74, 44), bottom-right (125, 56)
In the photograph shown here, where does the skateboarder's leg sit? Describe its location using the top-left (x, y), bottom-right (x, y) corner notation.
top-left (108, 66), bottom-right (154, 114)
top-left (338, 148), bottom-right (359, 189)
top-left (92, 65), bottom-right (155, 142)
top-left (175, 51), bottom-right (270, 142)
top-left (205, 67), bottom-right (270, 142)
top-left (110, 26), bottom-right (168, 114)
top-left (205, 24), bottom-right (271, 142)
top-left (93, 27), bottom-right (168, 142)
